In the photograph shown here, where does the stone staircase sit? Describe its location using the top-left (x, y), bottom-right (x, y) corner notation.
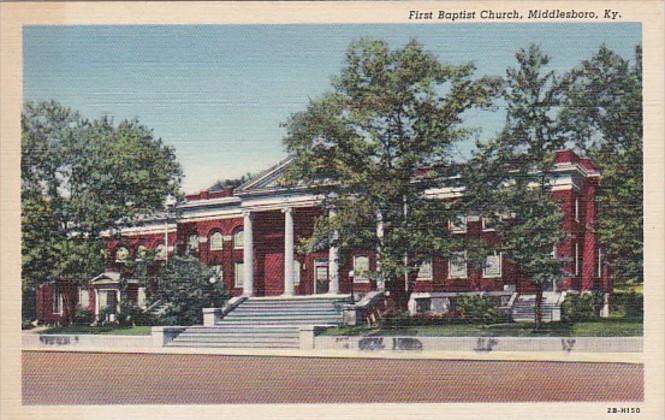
top-left (167, 295), bottom-right (350, 349)
top-left (511, 292), bottom-right (564, 323)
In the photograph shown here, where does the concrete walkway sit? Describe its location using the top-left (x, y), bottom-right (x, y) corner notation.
top-left (22, 345), bottom-right (643, 364)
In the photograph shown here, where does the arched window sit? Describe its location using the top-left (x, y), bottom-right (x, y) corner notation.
top-left (137, 245), bottom-right (148, 259)
top-left (115, 246), bottom-right (129, 262)
top-left (210, 231), bottom-right (224, 251)
top-left (233, 229), bottom-right (244, 249)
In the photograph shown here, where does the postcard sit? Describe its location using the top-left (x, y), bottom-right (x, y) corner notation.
top-left (1, 1), bottom-right (663, 419)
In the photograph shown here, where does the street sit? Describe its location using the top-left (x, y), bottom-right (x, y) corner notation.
top-left (23, 351), bottom-right (643, 404)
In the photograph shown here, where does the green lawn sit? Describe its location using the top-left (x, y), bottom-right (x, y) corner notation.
top-left (40, 325), bottom-right (152, 336)
top-left (320, 318), bottom-right (643, 337)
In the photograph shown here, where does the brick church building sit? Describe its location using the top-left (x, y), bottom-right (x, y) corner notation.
top-left (35, 149), bottom-right (612, 324)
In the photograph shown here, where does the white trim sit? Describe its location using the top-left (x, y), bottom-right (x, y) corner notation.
top-left (574, 198), bottom-right (580, 222)
top-left (597, 248), bottom-right (603, 278)
top-left (575, 242), bottom-right (580, 276)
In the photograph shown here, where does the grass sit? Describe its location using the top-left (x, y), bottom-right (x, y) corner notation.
top-left (40, 325), bottom-right (152, 336)
top-left (320, 317), bottom-right (643, 337)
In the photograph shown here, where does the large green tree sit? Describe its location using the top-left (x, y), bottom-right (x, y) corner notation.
top-left (560, 45), bottom-right (643, 287)
top-left (282, 39), bottom-right (500, 301)
top-left (22, 100), bottom-right (183, 323)
top-left (149, 256), bottom-right (227, 325)
top-left (462, 45), bottom-right (567, 329)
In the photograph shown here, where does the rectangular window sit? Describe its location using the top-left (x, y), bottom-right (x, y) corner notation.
top-left (448, 251), bottom-right (467, 279)
top-left (416, 258), bottom-right (433, 280)
top-left (353, 256), bottom-right (370, 283)
top-left (78, 287), bottom-right (89, 309)
top-left (52, 286), bottom-right (62, 314)
top-left (483, 252), bottom-right (502, 278)
top-left (234, 262), bottom-right (244, 288)
top-left (449, 216), bottom-right (467, 233)
top-left (575, 243), bottom-right (580, 276)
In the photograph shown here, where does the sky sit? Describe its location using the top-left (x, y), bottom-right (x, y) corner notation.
top-left (23, 24), bottom-right (641, 193)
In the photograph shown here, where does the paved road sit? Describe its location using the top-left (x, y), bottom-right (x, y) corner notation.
top-left (22, 351), bottom-right (643, 404)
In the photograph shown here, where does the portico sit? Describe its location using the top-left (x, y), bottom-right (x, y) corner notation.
top-left (239, 205), bottom-right (341, 297)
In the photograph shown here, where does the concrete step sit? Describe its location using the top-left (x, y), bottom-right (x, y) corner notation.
top-left (167, 341), bottom-right (299, 349)
top-left (173, 336), bottom-right (299, 344)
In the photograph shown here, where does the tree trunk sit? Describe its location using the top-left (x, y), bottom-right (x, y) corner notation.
top-left (534, 285), bottom-right (544, 331)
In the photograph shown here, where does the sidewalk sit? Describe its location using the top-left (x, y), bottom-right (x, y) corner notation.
top-left (22, 344), bottom-right (643, 364)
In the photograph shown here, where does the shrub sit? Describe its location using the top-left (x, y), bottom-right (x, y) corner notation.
top-left (98, 307), bottom-right (117, 325)
top-left (561, 292), bottom-right (603, 323)
top-left (72, 308), bottom-right (95, 325)
top-left (610, 292), bottom-right (643, 318)
top-left (119, 302), bottom-right (157, 326)
top-left (456, 295), bottom-right (509, 324)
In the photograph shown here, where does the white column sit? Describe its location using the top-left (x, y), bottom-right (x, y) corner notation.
top-left (242, 210), bottom-right (254, 297)
top-left (328, 208), bottom-right (340, 294)
top-left (376, 210), bottom-right (385, 291)
top-left (283, 207), bottom-right (295, 296)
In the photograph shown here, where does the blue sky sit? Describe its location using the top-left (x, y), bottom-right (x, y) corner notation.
top-left (24, 24), bottom-right (641, 193)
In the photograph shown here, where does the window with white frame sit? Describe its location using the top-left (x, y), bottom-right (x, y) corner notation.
top-left (481, 216), bottom-right (495, 231)
top-left (78, 287), bottom-right (89, 309)
top-left (234, 262), bottom-right (244, 288)
top-left (575, 242), bottom-right (580, 276)
top-left (574, 198), bottom-right (580, 222)
top-left (417, 258), bottom-right (433, 280)
top-left (448, 251), bottom-right (467, 279)
top-left (155, 244), bottom-right (167, 260)
top-left (597, 248), bottom-right (603, 278)
top-left (483, 252), bottom-right (502, 278)
top-left (209, 231), bottom-right (224, 251)
top-left (233, 229), bottom-right (244, 249)
top-left (353, 256), bottom-right (370, 283)
top-left (52, 285), bottom-right (63, 314)
top-left (449, 216), bottom-right (467, 233)
top-left (210, 264), bottom-right (223, 282)
top-left (187, 234), bottom-right (199, 253)
top-left (294, 260), bottom-right (301, 285)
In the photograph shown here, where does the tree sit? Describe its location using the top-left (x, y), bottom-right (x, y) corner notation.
top-left (149, 255), bottom-right (227, 325)
top-left (21, 100), bottom-right (183, 323)
top-left (282, 38), bottom-right (500, 303)
top-left (462, 45), bottom-right (567, 329)
top-left (560, 45), bottom-right (643, 287)
top-left (208, 172), bottom-right (255, 191)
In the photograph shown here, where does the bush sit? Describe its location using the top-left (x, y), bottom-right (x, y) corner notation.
top-left (98, 307), bottom-right (117, 325)
top-left (119, 302), bottom-right (157, 326)
top-left (72, 308), bottom-right (95, 325)
top-left (456, 295), bottom-right (509, 324)
top-left (610, 292), bottom-right (643, 318)
top-left (561, 292), bottom-right (603, 323)
top-left (152, 256), bottom-right (228, 326)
